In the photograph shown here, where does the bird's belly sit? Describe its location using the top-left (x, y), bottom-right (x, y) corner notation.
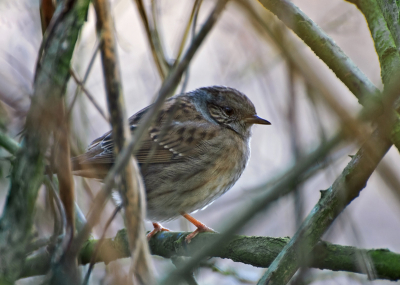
top-left (145, 145), bottom-right (248, 221)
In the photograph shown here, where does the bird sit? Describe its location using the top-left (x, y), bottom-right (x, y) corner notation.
top-left (72, 86), bottom-right (271, 242)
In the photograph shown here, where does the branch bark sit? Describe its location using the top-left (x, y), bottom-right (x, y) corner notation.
top-left (257, 127), bottom-right (393, 284)
top-left (255, 0), bottom-right (381, 106)
top-left (92, 0), bottom-right (154, 283)
top-left (0, 0), bottom-right (90, 283)
top-left (19, 231), bottom-right (400, 281)
top-left (376, 0), bottom-right (400, 49)
top-left (347, 0), bottom-right (400, 87)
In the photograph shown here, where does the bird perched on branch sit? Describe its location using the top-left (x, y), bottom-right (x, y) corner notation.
top-left (72, 86), bottom-right (271, 242)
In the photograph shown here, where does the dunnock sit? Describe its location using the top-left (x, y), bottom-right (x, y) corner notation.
top-left (72, 86), bottom-right (271, 241)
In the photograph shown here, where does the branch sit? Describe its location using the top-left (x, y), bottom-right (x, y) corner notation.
top-left (239, 1), bottom-right (375, 144)
top-left (347, 0), bottom-right (400, 88)
top-left (54, 101), bottom-right (75, 242)
top-left (20, 230), bottom-right (400, 281)
top-left (258, 129), bottom-right (393, 284)
top-left (376, 0), bottom-right (400, 49)
top-left (346, 0), bottom-right (400, 154)
top-left (40, 0), bottom-right (55, 34)
top-left (0, 0), bottom-right (90, 283)
top-left (255, 0), bottom-right (381, 106)
top-left (133, 0), bottom-right (170, 80)
top-left (70, 69), bottom-right (109, 122)
top-left (0, 129), bottom-right (19, 154)
top-left (92, 0), bottom-right (154, 283)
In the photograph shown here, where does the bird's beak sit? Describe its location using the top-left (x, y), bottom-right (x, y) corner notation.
top-left (245, 115), bottom-right (271, 125)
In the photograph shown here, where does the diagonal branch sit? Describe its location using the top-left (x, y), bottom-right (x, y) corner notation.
top-left (376, 0), bottom-right (400, 49)
top-left (255, 0), bottom-right (381, 106)
top-left (0, 129), bottom-right (19, 154)
top-left (257, 126), bottom-right (393, 284)
top-left (133, 0), bottom-right (170, 80)
top-left (70, 69), bottom-right (109, 122)
top-left (347, 0), bottom-right (400, 88)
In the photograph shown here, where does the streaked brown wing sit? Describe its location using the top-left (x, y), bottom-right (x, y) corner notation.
top-left (79, 121), bottom-right (218, 165)
top-left (74, 96), bottom-right (219, 166)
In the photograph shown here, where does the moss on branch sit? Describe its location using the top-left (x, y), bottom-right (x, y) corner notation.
top-left (19, 230), bottom-right (400, 281)
top-left (0, 0), bottom-right (90, 283)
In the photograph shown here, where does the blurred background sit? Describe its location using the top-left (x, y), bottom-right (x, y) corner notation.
top-left (1, 0), bottom-right (399, 284)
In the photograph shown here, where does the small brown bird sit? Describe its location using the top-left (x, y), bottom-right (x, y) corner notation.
top-left (72, 86), bottom-right (271, 241)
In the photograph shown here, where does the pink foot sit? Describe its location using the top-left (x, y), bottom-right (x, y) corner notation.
top-left (147, 222), bottom-right (170, 240)
top-left (185, 223), bottom-right (214, 243)
top-left (181, 212), bottom-right (215, 243)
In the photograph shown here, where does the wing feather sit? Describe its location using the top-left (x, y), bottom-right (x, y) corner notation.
top-left (73, 96), bottom-right (220, 168)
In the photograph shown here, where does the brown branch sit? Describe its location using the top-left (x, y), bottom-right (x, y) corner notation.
top-left (54, 101), bottom-right (75, 240)
top-left (40, 0), bottom-right (55, 34)
top-left (133, 0), bottom-right (169, 80)
top-left (69, 69), bottom-right (109, 122)
top-left (91, 0), bottom-right (154, 283)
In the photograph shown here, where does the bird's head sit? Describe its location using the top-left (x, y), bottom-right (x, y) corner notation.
top-left (189, 86), bottom-right (271, 138)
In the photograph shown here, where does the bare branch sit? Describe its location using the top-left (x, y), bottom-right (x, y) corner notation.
top-left (20, 231), bottom-right (400, 281)
top-left (258, 127), bottom-right (392, 284)
top-left (70, 69), bottom-right (109, 122)
top-left (0, 129), bottom-right (19, 154)
top-left (254, 0), bottom-right (381, 106)
top-left (133, 0), bottom-right (170, 80)
top-left (92, 0), bottom-right (154, 283)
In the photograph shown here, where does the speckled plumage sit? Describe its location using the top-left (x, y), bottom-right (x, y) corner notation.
top-left (72, 86), bottom-right (270, 222)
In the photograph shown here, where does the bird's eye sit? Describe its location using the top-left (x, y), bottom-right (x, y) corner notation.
top-left (223, 107), bottom-right (234, 116)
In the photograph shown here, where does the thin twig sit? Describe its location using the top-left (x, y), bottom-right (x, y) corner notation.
top-left (134, 0), bottom-right (169, 79)
top-left (93, 0), bottom-right (154, 283)
top-left (239, 0), bottom-right (371, 146)
top-left (174, 0), bottom-right (203, 63)
top-left (70, 69), bottom-right (109, 122)
top-left (82, 205), bottom-right (122, 285)
top-left (253, 0), bottom-right (380, 106)
top-left (0, 129), bottom-right (19, 154)
top-left (67, 41), bottom-right (100, 117)
top-left (43, 177), bottom-right (68, 263)
top-left (179, 0), bottom-right (203, 94)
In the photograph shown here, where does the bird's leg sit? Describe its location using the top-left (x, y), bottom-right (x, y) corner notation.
top-left (146, 222), bottom-right (170, 240)
top-left (181, 212), bottom-right (215, 243)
